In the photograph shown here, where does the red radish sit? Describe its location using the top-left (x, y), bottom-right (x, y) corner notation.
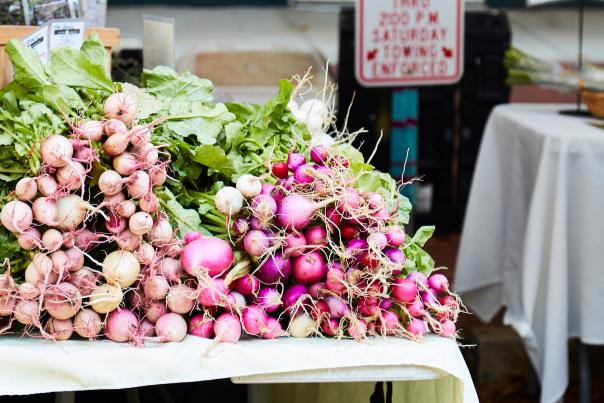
top-left (143, 276), bottom-right (169, 300)
top-left (357, 297), bottom-right (379, 316)
top-left (347, 318), bottom-right (367, 339)
top-left (325, 296), bottom-right (349, 319)
top-left (256, 252), bottom-right (291, 284)
top-left (293, 251), bottom-right (325, 285)
top-left (129, 125), bottom-right (151, 148)
top-left (391, 278), bottom-right (418, 304)
top-left (341, 225), bottom-right (358, 241)
top-left (261, 317), bottom-right (285, 339)
top-left (406, 272), bottom-right (428, 285)
top-left (18, 227), bottom-right (41, 250)
top-left (45, 318), bottom-right (73, 341)
top-left (149, 165), bottom-right (167, 187)
top-left (243, 230), bottom-right (270, 257)
top-left (242, 305), bottom-right (269, 335)
top-left (214, 312), bottom-right (241, 343)
top-left (36, 175), bottom-right (58, 196)
top-left (70, 267), bottom-right (97, 296)
top-left (14, 300), bottom-right (40, 325)
top-left (73, 308), bottom-right (102, 339)
top-left (438, 295), bottom-right (459, 310)
top-left (181, 237), bottom-right (233, 278)
top-left (378, 311), bottom-right (400, 335)
top-left (40, 135), bottom-right (73, 168)
top-left (98, 170), bottom-right (123, 196)
top-left (188, 314), bottom-right (214, 338)
top-left (113, 152), bottom-right (138, 176)
top-left (236, 174), bottom-right (262, 198)
top-left (309, 282), bottom-right (327, 299)
top-left (287, 152), bottom-right (305, 172)
top-left (261, 183), bottom-right (275, 196)
top-left (310, 300), bottom-right (330, 321)
top-left (145, 301), bottom-right (168, 323)
top-left (305, 225), bottom-right (328, 247)
top-left (285, 233), bottom-right (306, 257)
top-left (198, 278), bottom-right (227, 307)
top-left (379, 298), bottom-right (393, 310)
top-left (289, 313), bottom-right (315, 338)
top-left (385, 226), bottom-right (405, 246)
top-left (15, 177), bottom-right (37, 201)
top-left (184, 231), bottom-right (202, 244)
top-left (294, 164), bottom-right (316, 184)
top-left (79, 120), bottom-right (104, 141)
top-left (407, 299), bottom-right (425, 318)
top-left (136, 243), bottom-right (155, 265)
top-left (272, 162), bottom-right (288, 178)
top-left (104, 93), bottom-right (137, 124)
top-left (44, 283), bottom-right (82, 320)
top-left (233, 274), bottom-right (260, 296)
top-left (129, 211), bottom-right (153, 235)
top-left (127, 171), bottom-right (150, 199)
top-left (139, 192), bottom-right (159, 213)
top-left (256, 287), bottom-right (282, 313)
top-left (147, 216), bottom-right (173, 244)
top-left (310, 145), bottom-right (329, 164)
top-left (325, 207), bottom-right (342, 228)
top-left (325, 264), bottom-right (346, 294)
top-left (1, 200), bottom-right (34, 232)
top-left (159, 258), bottom-right (182, 282)
top-left (102, 250), bottom-right (140, 288)
top-left (56, 161), bottom-right (86, 191)
top-left (166, 285), bottom-right (195, 314)
top-left (104, 118), bottom-right (128, 136)
top-left (321, 318), bottom-right (339, 337)
top-left (90, 283), bottom-right (123, 314)
top-left (427, 274), bottom-right (449, 293)
top-left (406, 319), bottom-right (427, 337)
top-left (439, 319), bottom-right (456, 338)
top-left (346, 239), bottom-right (368, 260)
top-left (283, 284), bottom-right (309, 312)
top-left (105, 308), bottom-right (138, 342)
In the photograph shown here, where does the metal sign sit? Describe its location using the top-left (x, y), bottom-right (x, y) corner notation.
top-left (355, 0), bottom-right (464, 87)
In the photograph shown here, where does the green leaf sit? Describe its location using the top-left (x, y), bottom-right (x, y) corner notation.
top-left (396, 194), bottom-right (412, 225)
top-left (331, 143), bottom-right (365, 164)
top-left (141, 66), bottom-right (213, 102)
top-left (48, 44), bottom-right (113, 92)
top-left (121, 83), bottom-right (163, 120)
top-left (412, 226), bottom-right (435, 247)
top-left (192, 145), bottom-right (234, 176)
top-left (158, 188), bottom-right (204, 238)
top-left (4, 40), bottom-right (50, 89)
top-left (80, 31), bottom-right (109, 68)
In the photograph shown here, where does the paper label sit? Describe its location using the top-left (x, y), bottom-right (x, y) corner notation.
top-left (22, 24), bottom-right (50, 64)
top-left (49, 20), bottom-right (85, 50)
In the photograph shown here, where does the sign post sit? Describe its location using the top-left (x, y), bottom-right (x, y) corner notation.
top-left (355, 0), bottom-right (464, 87)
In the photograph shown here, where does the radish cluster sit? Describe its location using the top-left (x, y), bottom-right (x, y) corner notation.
top-left (198, 146), bottom-right (463, 342)
top-left (0, 92), bottom-right (187, 344)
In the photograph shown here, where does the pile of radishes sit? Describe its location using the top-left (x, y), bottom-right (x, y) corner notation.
top-left (178, 145), bottom-right (462, 344)
top-left (0, 92), bottom-right (190, 343)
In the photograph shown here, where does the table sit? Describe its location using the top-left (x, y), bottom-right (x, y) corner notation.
top-left (454, 104), bottom-right (604, 403)
top-left (0, 335), bottom-right (478, 403)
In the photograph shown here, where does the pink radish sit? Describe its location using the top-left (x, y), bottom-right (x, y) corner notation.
top-left (305, 225), bottom-right (328, 247)
top-left (261, 317), bottom-right (285, 339)
top-left (44, 283), bottom-right (82, 320)
top-left (406, 319), bottom-right (427, 337)
top-left (325, 296), bottom-right (349, 319)
top-left (166, 285), bottom-right (195, 314)
top-left (287, 152), bottom-right (305, 172)
top-left (145, 301), bottom-right (168, 323)
top-left (104, 93), bottom-right (137, 124)
top-left (105, 308), bottom-right (138, 342)
top-left (104, 118), bottom-right (128, 136)
top-left (242, 305), bottom-right (269, 335)
top-left (155, 313), bottom-right (187, 342)
top-left (15, 177), bottom-right (37, 201)
top-left (45, 318), bottom-right (73, 341)
top-left (18, 227), bottom-right (41, 250)
top-left (188, 314), bottom-right (214, 338)
top-left (256, 252), bottom-right (291, 284)
top-left (112, 152), bottom-right (138, 176)
top-left (40, 135), bottom-right (73, 168)
top-left (284, 233), bottom-right (306, 257)
top-left (407, 299), bottom-right (426, 318)
top-left (42, 229), bottom-right (63, 252)
top-left (143, 275), bottom-right (170, 300)
top-left (256, 287), bottom-right (282, 313)
top-left (159, 258), bottom-right (182, 282)
top-left (139, 192), bottom-right (159, 213)
top-left (117, 200), bottom-right (137, 218)
top-left (130, 125), bottom-right (151, 148)
top-left (243, 230), bottom-right (270, 257)
top-left (347, 318), bottom-right (367, 339)
top-left (385, 226), bottom-right (405, 246)
top-left (136, 243), bottom-right (155, 265)
top-left (116, 229), bottom-right (141, 251)
top-left (98, 170), bottom-right (123, 196)
top-left (292, 251), bottom-right (325, 285)
top-left (56, 161), bottom-right (86, 191)
top-left (1, 200), bottom-right (33, 232)
top-left (391, 278), bottom-right (418, 304)
top-left (181, 237), bottom-right (233, 278)
top-left (439, 319), bottom-right (456, 338)
top-left (427, 274), bottom-right (449, 293)
top-left (126, 171), bottom-right (150, 199)
top-left (198, 278), bottom-right (227, 307)
top-left (70, 267), bottom-right (97, 296)
top-left (233, 274), bottom-right (260, 296)
top-left (73, 309), bottom-right (102, 338)
top-left (14, 300), bottom-right (40, 325)
top-left (147, 216), bottom-right (173, 244)
top-left (79, 120), bottom-right (104, 141)
top-left (184, 231), bottom-right (202, 244)
top-left (214, 312), bottom-right (241, 343)
top-left (36, 175), bottom-right (58, 196)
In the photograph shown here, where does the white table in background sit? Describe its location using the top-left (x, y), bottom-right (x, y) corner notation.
top-left (0, 335), bottom-right (478, 403)
top-left (455, 104), bottom-right (604, 403)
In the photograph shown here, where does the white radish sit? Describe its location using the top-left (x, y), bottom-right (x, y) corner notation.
top-left (102, 250), bottom-right (141, 288)
top-left (40, 135), bottom-right (73, 168)
top-left (147, 217), bottom-right (173, 244)
top-left (1, 200), bottom-right (33, 232)
top-left (73, 309), bottom-right (102, 338)
top-left (18, 227), bottom-right (41, 250)
top-left (112, 152), bottom-right (138, 176)
top-left (289, 313), bottom-right (315, 338)
top-left (214, 186), bottom-right (244, 215)
top-left (143, 276), bottom-right (170, 300)
top-left (166, 285), bottom-right (195, 314)
top-left (98, 170), bottom-right (123, 196)
top-left (79, 120), bottom-right (104, 141)
top-left (70, 267), bottom-right (97, 296)
top-left (115, 229), bottom-right (141, 251)
top-left (139, 192), bottom-right (159, 213)
top-left (104, 93), bottom-right (137, 124)
top-left (45, 318), bottom-right (73, 341)
top-left (236, 174), bottom-right (262, 198)
top-left (135, 242), bottom-right (155, 265)
top-left (56, 161), bottom-right (87, 191)
top-left (14, 300), bottom-right (40, 325)
top-left (36, 175), bottom-right (58, 196)
top-left (155, 313), bottom-right (187, 342)
top-left (129, 211), bottom-right (153, 235)
top-left (42, 229), bottom-right (63, 252)
top-left (117, 199), bottom-right (137, 218)
top-left (15, 177), bottom-right (37, 201)
top-left (55, 195), bottom-right (94, 231)
top-left (126, 171), bottom-right (150, 199)
top-left (32, 197), bottom-right (57, 226)
top-left (89, 283), bottom-right (123, 314)
top-left (44, 283), bottom-right (81, 320)
top-left (104, 118), bottom-right (128, 137)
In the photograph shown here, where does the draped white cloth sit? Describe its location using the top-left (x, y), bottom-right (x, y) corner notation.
top-left (0, 335), bottom-right (478, 402)
top-left (455, 104), bottom-right (604, 403)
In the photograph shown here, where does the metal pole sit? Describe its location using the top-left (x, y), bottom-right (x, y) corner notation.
top-left (577, 0), bottom-right (585, 112)
top-left (578, 340), bottom-right (591, 403)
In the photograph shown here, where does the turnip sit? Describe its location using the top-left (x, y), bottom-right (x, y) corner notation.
top-left (105, 308), bottom-right (138, 343)
top-left (166, 285), bottom-right (195, 314)
top-left (139, 192), bottom-right (159, 213)
top-left (236, 174), bottom-right (262, 198)
top-left (147, 216), bottom-right (173, 244)
top-left (56, 161), bottom-right (86, 191)
top-left (18, 227), bottom-right (41, 250)
top-left (98, 170), bottom-right (123, 196)
top-left (406, 319), bottom-right (427, 338)
top-left (117, 200), bottom-right (137, 218)
top-left (129, 211), bottom-right (153, 236)
top-left (289, 313), bottom-right (315, 338)
top-left (214, 312), bottom-right (241, 343)
top-left (55, 195), bottom-right (96, 231)
top-left (292, 251), bottom-right (325, 285)
top-left (104, 118), bottom-right (128, 137)
top-left (126, 171), bottom-right (150, 199)
top-left (112, 152), bottom-right (138, 176)
top-left (1, 200), bottom-right (33, 233)
top-left (36, 175), bottom-right (58, 196)
top-left (116, 229), bottom-right (142, 251)
top-left (427, 274), bottom-right (449, 293)
top-left (214, 186), bottom-right (244, 215)
top-left (102, 250), bottom-right (140, 288)
top-left (188, 314), bottom-right (214, 338)
top-left (256, 252), bottom-right (291, 284)
top-left (144, 301), bottom-right (168, 323)
top-left (18, 282), bottom-right (39, 300)
top-left (243, 230), bottom-right (270, 257)
top-left (14, 300), bottom-right (40, 325)
top-left (136, 243), bottom-right (155, 265)
top-left (198, 278), bottom-right (227, 307)
top-left (242, 305), bottom-right (269, 335)
top-left (284, 233), bottom-right (306, 257)
top-left (283, 284), bottom-right (309, 312)
top-left (44, 282), bottom-right (82, 320)
top-left (45, 317), bottom-right (73, 341)
top-left (15, 177), bottom-right (37, 201)
top-left (181, 237), bottom-right (233, 278)
top-left (89, 283), bottom-right (123, 314)
top-left (287, 152), bottom-right (305, 172)
top-left (155, 313), bottom-right (187, 342)
top-left (40, 135), bottom-right (73, 168)
top-left (325, 296), bottom-right (349, 319)
top-left (233, 274), bottom-right (260, 296)
top-left (104, 93), bottom-right (137, 124)
top-left (73, 309), bottom-right (102, 339)
top-left (41, 229), bottom-right (62, 252)
top-left (256, 287), bottom-right (282, 313)
top-left (159, 258), bottom-right (182, 282)
top-left (305, 226), bottom-right (328, 247)
top-left (391, 278), bottom-right (418, 304)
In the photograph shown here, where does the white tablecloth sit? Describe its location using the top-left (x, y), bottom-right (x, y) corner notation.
top-left (0, 335), bottom-right (478, 402)
top-left (454, 104), bottom-right (604, 403)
